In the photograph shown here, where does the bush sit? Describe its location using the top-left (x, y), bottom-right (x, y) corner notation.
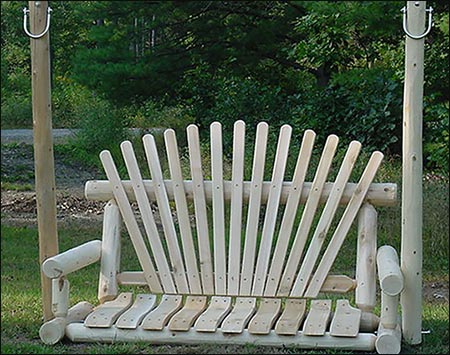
top-left (293, 68), bottom-right (403, 155)
top-left (52, 76), bottom-right (98, 128)
top-left (423, 97), bottom-right (449, 175)
top-left (189, 74), bottom-right (301, 156)
top-left (52, 77), bottom-right (127, 167)
top-left (0, 94), bottom-right (32, 129)
top-left (125, 99), bottom-right (196, 149)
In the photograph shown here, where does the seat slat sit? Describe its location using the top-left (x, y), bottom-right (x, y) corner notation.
top-left (164, 129), bottom-right (202, 294)
top-left (120, 141), bottom-right (176, 294)
top-left (330, 300), bottom-right (361, 337)
top-left (221, 297), bottom-right (257, 334)
top-left (304, 151), bottom-right (384, 298)
top-left (143, 134), bottom-right (189, 294)
top-left (194, 296), bottom-right (232, 332)
top-left (252, 125), bottom-right (292, 296)
top-left (187, 125), bottom-right (214, 295)
top-left (240, 122), bottom-right (269, 296)
top-left (265, 129), bottom-right (316, 297)
top-left (275, 299), bottom-right (307, 335)
top-left (100, 151), bottom-right (162, 293)
top-left (302, 299), bottom-right (332, 336)
top-left (277, 135), bottom-right (339, 297)
top-left (228, 120), bottom-right (246, 295)
top-left (141, 294), bottom-right (183, 331)
top-left (247, 298), bottom-right (282, 335)
top-left (168, 296), bottom-right (208, 331)
top-left (210, 122), bottom-right (227, 295)
top-left (115, 294), bottom-right (157, 329)
top-left (85, 292), bottom-right (133, 328)
top-left (291, 140), bottom-right (361, 297)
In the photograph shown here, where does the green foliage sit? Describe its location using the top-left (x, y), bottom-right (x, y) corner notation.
top-left (0, 94), bottom-right (32, 129)
top-left (125, 99), bottom-right (196, 148)
top-left (291, 1), bottom-right (403, 77)
top-left (293, 67), bottom-right (403, 154)
top-left (70, 1), bottom-right (300, 104)
top-left (192, 74), bottom-right (299, 152)
top-left (1, 0), bottom-right (448, 173)
top-left (1, 1), bottom-right (31, 93)
top-left (52, 76), bottom-right (98, 128)
top-left (71, 97), bottom-right (126, 168)
top-left (424, 98), bottom-right (449, 174)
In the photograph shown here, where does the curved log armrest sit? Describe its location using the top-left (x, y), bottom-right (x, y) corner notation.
top-left (42, 240), bottom-right (102, 278)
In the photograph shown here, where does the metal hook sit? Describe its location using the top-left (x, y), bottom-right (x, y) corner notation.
top-left (401, 5), bottom-right (433, 40)
top-left (23, 6), bottom-right (52, 39)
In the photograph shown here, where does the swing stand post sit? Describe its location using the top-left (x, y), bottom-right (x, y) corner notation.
top-left (27, 0), bottom-right (58, 321)
top-left (400, 0), bottom-right (430, 345)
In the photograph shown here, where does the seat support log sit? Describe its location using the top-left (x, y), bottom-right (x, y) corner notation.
top-left (39, 301), bottom-right (94, 345)
top-left (65, 325), bottom-right (376, 351)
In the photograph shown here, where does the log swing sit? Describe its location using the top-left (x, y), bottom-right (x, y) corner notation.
top-left (25, 1), bottom-right (432, 353)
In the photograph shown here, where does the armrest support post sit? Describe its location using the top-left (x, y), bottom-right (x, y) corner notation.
top-left (377, 245), bottom-right (404, 296)
top-left (356, 203), bottom-right (377, 312)
top-left (98, 199), bottom-right (122, 303)
top-left (375, 245), bottom-right (403, 354)
top-left (51, 278), bottom-right (69, 317)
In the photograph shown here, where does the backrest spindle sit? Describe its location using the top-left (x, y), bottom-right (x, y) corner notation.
top-left (210, 122), bottom-right (227, 295)
top-left (187, 124), bottom-right (214, 294)
top-left (239, 122), bottom-right (269, 296)
top-left (252, 124), bottom-right (292, 296)
top-left (277, 134), bottom-right (339, 296)
top-left (227, 120), bottom-right (246, 296)
top-left (164, 129), bottom-right (202, 294)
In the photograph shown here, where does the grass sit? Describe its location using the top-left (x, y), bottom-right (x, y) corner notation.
top-left (1, 147), bottom-right (449, 354)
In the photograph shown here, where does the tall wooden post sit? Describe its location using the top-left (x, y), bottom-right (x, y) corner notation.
top-left (29, 0), bottom-right (58, 321)
top-left (401, 1), bottom-right (426, 345)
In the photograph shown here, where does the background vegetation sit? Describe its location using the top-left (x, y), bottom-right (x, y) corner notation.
top-left (1, 1), bottom-right (448, 174)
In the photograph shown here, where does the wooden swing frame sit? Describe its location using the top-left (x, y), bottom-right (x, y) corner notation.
top-left (28, 0), bottom-right (428, 351)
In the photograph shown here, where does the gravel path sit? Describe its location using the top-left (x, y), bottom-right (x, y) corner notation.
top-left (1, 128), bottom-right (78, 144)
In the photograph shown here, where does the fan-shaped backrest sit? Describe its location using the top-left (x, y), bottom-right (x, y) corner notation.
top-left (90, 121), bottom-right (396, 298)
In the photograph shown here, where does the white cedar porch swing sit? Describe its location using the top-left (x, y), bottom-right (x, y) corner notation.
top-left (25, 1), bottom-right (431, 353)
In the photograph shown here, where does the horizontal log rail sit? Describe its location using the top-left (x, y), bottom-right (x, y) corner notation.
top-left (85, 180), bottom-right (397, 207)
top-left (116, 272), bottom-right (357, 295)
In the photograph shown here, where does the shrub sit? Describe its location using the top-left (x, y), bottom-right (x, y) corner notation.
top-left (0, 94), bottom-right (32, 129)
top-left (293, 67), bottom-right (403, 156)
top-left (423, 96), bottom-right (449, 175)
top-left (190, 75), bottom-right (301, 157)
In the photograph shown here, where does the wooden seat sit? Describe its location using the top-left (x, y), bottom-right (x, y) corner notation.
top-left (40, 121), bottom-right (403, 354)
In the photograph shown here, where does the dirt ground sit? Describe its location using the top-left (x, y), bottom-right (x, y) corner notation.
top-left (1, 142), bottom-right (105, 226)
top-left (1, 142), bottom-right (448, 305)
